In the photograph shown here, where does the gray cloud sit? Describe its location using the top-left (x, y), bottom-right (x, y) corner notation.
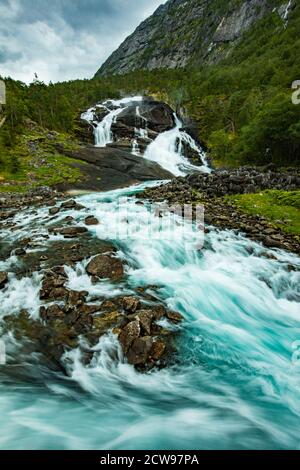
top-left (0, 0), bottom-right (165, 83)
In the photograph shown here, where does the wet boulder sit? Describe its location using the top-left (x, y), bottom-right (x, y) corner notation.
top-left (40, 269), bottom-right (68, 300)
top-left (122, 296), bottom-right (140, 313)
top-left (14, 248), bottom-right (26, 256)
top-left (61, 200), bottom-right (85, 211)
top-left (49, 206), bottom-right (60, 216)
top-left (40, 304), bottom-right (65, 320)
top-left (0, 271), bottom-right (8, 289)
top-left (52, 226), bottom-right (88, 238)
top-left (127, 336), bottom-right (153, 365)
top-left (85, 215), bottom-right (99, 226)
top-left (86, 254), bottom-right (124, 280)
top-left (73, 117), bottom-right (95, 144)
top-left (119, 320), bottom-right (141, 353)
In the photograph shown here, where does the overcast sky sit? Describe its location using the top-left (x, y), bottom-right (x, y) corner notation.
top-left (0, 0), bottom-right (165, 84)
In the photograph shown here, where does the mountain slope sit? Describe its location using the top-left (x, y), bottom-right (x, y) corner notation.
top-left (96, 0), bottom-right (294, 76)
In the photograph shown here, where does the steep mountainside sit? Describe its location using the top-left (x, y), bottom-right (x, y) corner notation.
top-left (96, 0), bottom-right (295, 76)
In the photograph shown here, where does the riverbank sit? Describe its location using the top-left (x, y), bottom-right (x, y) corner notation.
top-left (140, 167), bottom-right (300, 255)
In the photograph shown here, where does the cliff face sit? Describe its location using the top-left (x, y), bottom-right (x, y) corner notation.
top-left (95, 0), bottom-right (294, 76)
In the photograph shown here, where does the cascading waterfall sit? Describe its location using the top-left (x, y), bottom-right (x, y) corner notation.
top-left (136, 106), bottom-right (149, 139)
top-left (82, 97), bottom-right (209, 176)
top-left (131, 133), bottom-right (140, 156)
top-left (144, 114), bottom-right (210, 176)
top-left (131, 106), bottom-right (149, 155)
top-left (81, 96), bottom-right (144, 148)
top-left (94, 107), bottom-right (122, 147)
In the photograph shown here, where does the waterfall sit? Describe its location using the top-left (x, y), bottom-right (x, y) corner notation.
top-left (136, 106), bottom-right (149, 139)
top-left (131, 106), bottom-right (149, 155)
top-left (131, 134), bottom-right (140, 156)
top-left (81, 96), bottom-right (144, 148)
top-left (144, 114), bottom-right (210, 176)
top-left (94, 107), bottom-right (122, 147)
top-left (82, 97), bottom-right (209, 176)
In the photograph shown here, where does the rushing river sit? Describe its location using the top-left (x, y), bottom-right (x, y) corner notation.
top-left (0, 98), bottom-right (299, 450)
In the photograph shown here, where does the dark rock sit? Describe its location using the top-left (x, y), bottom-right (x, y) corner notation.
top-left (93, 311), bottom-right (123, 335)
top-left (166, 311), bottom-right (184, 323)
top-left (49, 207), bottom-right (60, 216)
top-left (127, 336), bottom-right (153, 365)
top-left (40, 286), bottom-right (69, 301)
top-left (122, 296), bottom-right (141, 313)
top-left (40, 304), bottom-right (65, 320)
top-left (116, 100), bottom-right (175, 133)
top-left (151, 341), bottom-right (166, 361)
top-left (61, 199), bottom-right (77, 209)
top-left (68, 290), bottom-right (88, 306)
top-left (73, 117), bottom-right (94, 144)
top-left (85, 215), bottom-right (99, 226)
top-left (86, 254), bottom-right (124, 280)
top-left (56, 146), bottom-right (174, 192)
top-left (119, 320), bottom-right (141, 353)
top-left (136, 310), bottom-right (153, 335)
top-left (14, 248), bottom-right (26, 256)
top-left (0, 271), bottom-right (8, 289)
top-left (53, 226), bottom-right (88, 238)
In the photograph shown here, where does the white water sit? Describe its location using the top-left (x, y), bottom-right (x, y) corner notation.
top-left (284, 0), bottom-right (292, 21)
top-left (131, 136), bottom-right (140, 156)
top-left (144, 114), bottom-right (209, 176)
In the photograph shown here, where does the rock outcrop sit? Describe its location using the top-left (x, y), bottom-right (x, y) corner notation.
top-left (96, 0), bottom-right (295, 76)
top-left (58, 146), bottom-right (173, 192)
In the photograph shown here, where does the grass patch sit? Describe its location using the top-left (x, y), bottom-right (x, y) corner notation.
top-left (0, 126), bottom-right (84, 193)
top-left (226, 190), bottom-right (300, 235)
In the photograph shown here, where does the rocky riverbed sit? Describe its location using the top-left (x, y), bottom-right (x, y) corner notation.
top-left (0, 190), bottom-right (183, 373)
top-left (140, 167), bottom-right (300, 254)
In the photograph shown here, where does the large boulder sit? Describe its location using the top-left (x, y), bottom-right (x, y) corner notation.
top-left (57, 146), bottom-right (173, 192)
top-left (86, 254), bottom-right (124, 280)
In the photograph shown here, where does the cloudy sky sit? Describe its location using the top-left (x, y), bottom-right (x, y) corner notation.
top-left (0, 0), bottom-right (165, 84)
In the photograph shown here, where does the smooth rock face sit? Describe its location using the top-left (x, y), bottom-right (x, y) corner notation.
top-left (57, 146), bottom-right (173, 192)
top-left (86, 254), bottom-right (124, 280)
top-left (96, 0), bottom-right (285, 76)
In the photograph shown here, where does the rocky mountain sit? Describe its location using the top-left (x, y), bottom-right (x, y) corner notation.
top-left (96, 0), bottom-right (295, 76)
